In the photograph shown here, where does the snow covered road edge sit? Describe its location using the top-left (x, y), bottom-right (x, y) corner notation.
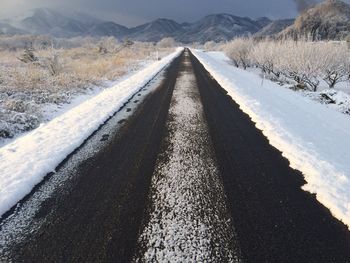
top-left (191, 49), bottom-right (350, 229)
top-left (0, 48), bottom-right (183, 218)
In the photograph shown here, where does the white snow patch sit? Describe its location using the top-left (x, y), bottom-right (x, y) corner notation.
top-left (191, 49), bottom-right (350, 229)
top-left (0, 58), bottom-right (158, 148)
top-left (0, 73), bottom-right (165, 259)
top-left (0, 48), bottom-right (183, 218)
top-left (303, 89), bottom-right (350, 115)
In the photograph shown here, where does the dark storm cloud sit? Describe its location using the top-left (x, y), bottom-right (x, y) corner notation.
top-left (1, 0), bottom-right (350, 26)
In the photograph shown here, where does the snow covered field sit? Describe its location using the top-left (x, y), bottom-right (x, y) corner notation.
top-left (0, 45), bottom-right (172, 148)
top-left (0, 61), bottom-right (149, 148)
top-left (192, 50), bottom-right (350, 229)
top-left (0, 48), bottom-right (183, 218)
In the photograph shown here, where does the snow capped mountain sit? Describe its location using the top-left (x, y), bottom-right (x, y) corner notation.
top-left (0, 9), bottom-right (270, 42)
top-left (280, 0), bottom-right (350, 40)
top-left (1, 2), bottom-right (349, 42)
top-left (19, 8), bottom-right (89, 37)
top-left (254, 19), bottom-right (295, 38)
top-left (128, 19), bottom-right (183, 42)
top-left (87, 22), bottom-right (129, 38)
top-left (177, 14), bottom-right (263, 43)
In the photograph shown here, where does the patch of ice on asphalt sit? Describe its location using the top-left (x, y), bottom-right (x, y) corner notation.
top-left (134, 52), bottom-right (241, 262)
top-left (192, 49), bottom-right (350, 230)
top-left (0, 48), bottom-right (183, 219)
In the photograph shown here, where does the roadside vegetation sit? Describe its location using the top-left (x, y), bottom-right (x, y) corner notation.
top-left (217, 38), bottom-right (350, 91)
top-left (0, 35), bottom-right (175, 142)
top-left (203, 37), bottom-right (350, 115)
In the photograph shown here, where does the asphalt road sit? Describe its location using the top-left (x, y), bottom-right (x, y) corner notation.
top-left (190, 51), bottom-right (350, 262)
top-left (1, 49), bottom-right (350, 262)
top-left (1, 53), bottom-right (181, 263)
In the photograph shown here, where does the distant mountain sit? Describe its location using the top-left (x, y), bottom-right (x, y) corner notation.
top-left (254, 19), bottom-right (295, 38)
top-left (0, 22), bottom-right (26, 35)
top-left (20, 8), bottom-right (89, 37)
top-left (255, 17), bottom-right (273, 28)
top-left (128, 19), bottom-right (183, 42)
top-left (0, 9), bottom-right (273, 42)
top-left (2, 3), bottom-right (348, 42)
top-left (176, 14), bottom-right (265, 43)
top-left (279, 0), bottom-right (350, 40)
top-left (68, 11), bottom-right (103, 26)
top-left (87, 22), bottom-right (129, 38)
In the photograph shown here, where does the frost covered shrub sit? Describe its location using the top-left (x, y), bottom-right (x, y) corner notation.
top-left (204, 41), bottom-right (219, 51)
top-left (18, 46), bottom-right (38, 63)
top-left (319, 41), bottom-right (350, 88)
top-left (157, 37), bottom-right (177, 48)
top-left (0, 111), bottom-right (40, 138)
top-left (223, 38), bottom-right (254, 69)
top-left (4, 99), bottom-right (28, 113)
top-left (250, 40), bottom-right (282, 79)
top-left (97, 36), bottom-right (120, 54)
top-left (273, 40), bottom-right (350, 90)
top-left (273, 40), bottom-right (324, 91)
top-left (220, 38), bottom-right (350, 91)
top-left (0, 96), bottom-right (40, 139)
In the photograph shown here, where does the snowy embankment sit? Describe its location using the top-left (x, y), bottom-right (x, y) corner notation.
top-left (0, 48), bottom-right (183, 218)
top-left (192, 50), bottom-right (350, 229)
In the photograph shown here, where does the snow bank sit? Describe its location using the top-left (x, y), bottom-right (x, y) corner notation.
top-left (304, 89), bottom-right (350, 115)
top-left (0, 48), bottom-right (183, 218)
top-left (192, 50), bottom-right (350, 229)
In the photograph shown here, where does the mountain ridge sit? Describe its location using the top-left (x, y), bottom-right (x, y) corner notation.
top-left (1, 1), bottom-right (349, 42)
top-left (0, 9), bottom-right (273, 42)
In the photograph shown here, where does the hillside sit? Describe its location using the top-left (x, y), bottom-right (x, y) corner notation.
top-left (86, 21), bottom-right (129, 38)
top-left (128, 19), bottom-right (183, 42)
top-left (280, 0), bottom-right (350, 40)
top-left (0, 22), bottom-right (26, 35)
top-left (20, 8), bottom-right (89, 37)
top-left (254, 19), bottom-right (295, 38)
top-left (177, 14), bottom-right (266, 43)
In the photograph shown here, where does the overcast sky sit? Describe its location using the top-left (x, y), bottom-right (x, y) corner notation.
top-left (1, 0), bottom-right (350, 26)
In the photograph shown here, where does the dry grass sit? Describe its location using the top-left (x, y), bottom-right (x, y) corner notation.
top-left (0, 41), bottom-right (173, 92)
top-left (0, 36), bottom-right (174, 140)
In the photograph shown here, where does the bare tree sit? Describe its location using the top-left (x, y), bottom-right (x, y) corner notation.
top-left (250, 40), bottom-right (281, 79)
top-left (223, 37), bottom-right (350, 91)
top-left (18, 42), bottom-right (38, 63)
top-left (274, 40), bottom-right (324, 91)
top-left (223, 38), bottom-right (254, 69)
top-left (320, 42), bottom-right (350, 88)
